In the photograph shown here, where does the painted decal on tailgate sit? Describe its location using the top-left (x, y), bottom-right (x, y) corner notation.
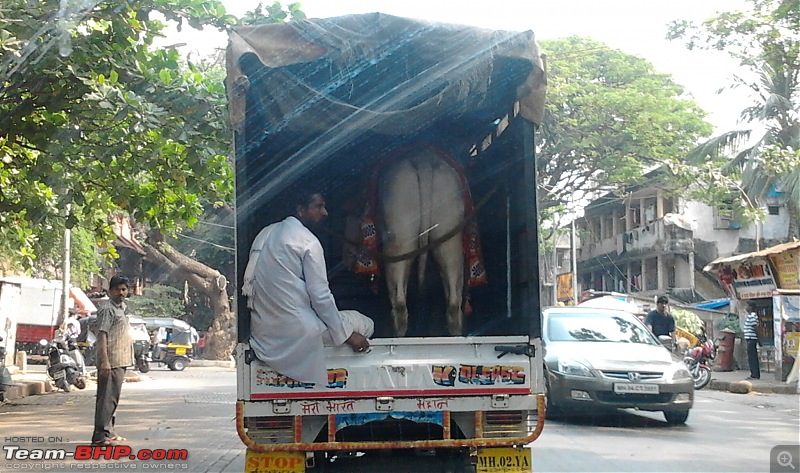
top-left (335, 411), bottom-right (445, 430)
top-left (433, 365), bottom-right (526, 386)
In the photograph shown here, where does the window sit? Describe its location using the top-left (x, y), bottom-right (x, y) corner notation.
top-left (713, 201), bottom-right (738, 229)
top-left (768, 205), bottom-right (780, 216)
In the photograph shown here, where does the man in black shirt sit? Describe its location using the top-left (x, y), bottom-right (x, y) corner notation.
top-left (645, 295), bottom-right (676, 340)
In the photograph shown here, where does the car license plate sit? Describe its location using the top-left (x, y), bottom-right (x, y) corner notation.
top-left (476, 447), bottom-right (531, 473)
top-left (245, 450), bottom-right (304, 473)
top-left (614, 383), bottom-right (659, 394)
top-left (53, 370), bottom-right (65, 379)
top-left (175, 347), bottom-right (186, 355)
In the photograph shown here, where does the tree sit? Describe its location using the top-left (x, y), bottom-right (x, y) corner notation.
top-left (0, 1), bottom-right (303, 359)
top-left (667, 0), bottom-right (800, 239)
top-left (537, 36), bottom-right (714, 225)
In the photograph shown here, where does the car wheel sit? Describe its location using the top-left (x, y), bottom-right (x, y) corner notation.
top-left (544, 375), bottom-right (562, 418)
top-left (663, 410), bottom-right (689, 425)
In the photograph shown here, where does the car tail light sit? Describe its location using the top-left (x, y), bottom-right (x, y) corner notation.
top-left (244, 416), bottom-right (296, 444)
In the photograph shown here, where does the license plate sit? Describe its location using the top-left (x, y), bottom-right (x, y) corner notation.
top-left (614, 383), bottom-right (659, 394)
top-left (245, 450), bottom-right (304, 473)
top-left (175, 347), bottom-right (186, 355)
top-left (53, 370), bottom-right (65, 379)
top-left (476, 447), bottom-right (531, 473)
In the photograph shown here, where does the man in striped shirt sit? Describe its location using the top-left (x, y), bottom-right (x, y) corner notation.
top-left (743, 305), bottom-right (760, 380)
top-left (91, 275), bottom-right (134, 445)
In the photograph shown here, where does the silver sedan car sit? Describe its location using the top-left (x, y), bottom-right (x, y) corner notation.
top-left (543, 306), bottom-right (694, 424)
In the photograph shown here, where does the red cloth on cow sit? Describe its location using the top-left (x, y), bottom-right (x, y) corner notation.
top-left (352, 146), bottom-right (487, 289)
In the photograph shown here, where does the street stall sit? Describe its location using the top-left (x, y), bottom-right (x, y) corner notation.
top-left (705, 241), bottom-right (800, 381)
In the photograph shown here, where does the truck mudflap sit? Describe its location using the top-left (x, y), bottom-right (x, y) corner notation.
top-left (236, 336), bottom-right (546, 454)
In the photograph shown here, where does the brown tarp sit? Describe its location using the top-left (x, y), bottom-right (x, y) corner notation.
top-left (226, 13), bottom-right (546, 135)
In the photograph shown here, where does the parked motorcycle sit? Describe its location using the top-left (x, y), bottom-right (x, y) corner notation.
top-left (683, 329), bottom-right (715, 390)
top-left (40, 336), bottom-right (87, 392)
top-left (0, 336), bottom-right (12, 394)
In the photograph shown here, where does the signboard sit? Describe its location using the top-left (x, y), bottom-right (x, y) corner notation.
top-left (769, 248), bottom-right (800, 290)
top-left (556, 272), bottom-right (573, 302)
top-left (718, 257), bottom-right (777, 299)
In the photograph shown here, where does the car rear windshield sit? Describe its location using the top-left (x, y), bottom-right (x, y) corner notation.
top-left (547, 312), bottom-right (657, 345)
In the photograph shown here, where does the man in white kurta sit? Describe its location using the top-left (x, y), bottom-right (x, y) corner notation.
top-left (248, 193), bottom-right (373, 387)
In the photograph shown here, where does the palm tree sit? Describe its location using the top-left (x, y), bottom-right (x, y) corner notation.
top-left (690, 59), bottom-right (799, 240)
top-left (670, 0), bottom-right (800, 240)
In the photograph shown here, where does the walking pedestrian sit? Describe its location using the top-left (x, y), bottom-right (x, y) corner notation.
top-left (743, 304), bottom-right (760, 380)
top-left (91, 275), bottom-right (134, 446)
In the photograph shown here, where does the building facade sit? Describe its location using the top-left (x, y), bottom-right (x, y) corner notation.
top-left (574, 185), bottom-right (791, 303)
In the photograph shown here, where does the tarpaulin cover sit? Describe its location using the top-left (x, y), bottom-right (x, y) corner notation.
top-left (226, 13), bottom-right (546, 135)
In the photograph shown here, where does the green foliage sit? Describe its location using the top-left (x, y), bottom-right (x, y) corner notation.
top-left (667, 0), bottom-right (800, 234)
top-left (126, 284), bottom-right (185, 319)
top-left (26, 224), bottom-right (101, 288)
top-left (672, 307), bottom-right (705, 336)
top-left (715, 313), bottom-right (744, 338)
top-left (538, 37), bottom-right (713, 214)
top-left (0, 0), bottom-right (239, 267)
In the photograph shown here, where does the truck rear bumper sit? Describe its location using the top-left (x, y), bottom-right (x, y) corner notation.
top-left (236, 395), bottom-right (546, 452)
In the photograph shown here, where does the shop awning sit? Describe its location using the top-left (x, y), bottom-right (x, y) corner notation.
top-left (692, 298), bottom-right (731, 310)
top-left (703, 241), bottom-right (800, 272)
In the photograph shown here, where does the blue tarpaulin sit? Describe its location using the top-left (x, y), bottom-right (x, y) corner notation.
top-left (692, 299), bottom-right (731, 310)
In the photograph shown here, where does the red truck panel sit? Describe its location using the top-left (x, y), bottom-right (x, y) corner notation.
top-left (16, 324), bottom-right (57, 343)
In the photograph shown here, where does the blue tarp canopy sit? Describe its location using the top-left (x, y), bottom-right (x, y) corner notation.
top-left (692, 299), bottom-right (730, 310)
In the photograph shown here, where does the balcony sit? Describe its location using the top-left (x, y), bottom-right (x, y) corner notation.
top-left (579, 216), bottom-right (695, 262)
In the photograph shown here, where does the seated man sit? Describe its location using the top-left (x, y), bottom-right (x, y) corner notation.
top-left (245, 190), bottom-right (373, 387)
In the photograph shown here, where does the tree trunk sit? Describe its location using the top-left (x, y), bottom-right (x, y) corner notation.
top-left (141, 236), bottom-right (235, 360)
top-left (788, 198), bottom-right (799, 241)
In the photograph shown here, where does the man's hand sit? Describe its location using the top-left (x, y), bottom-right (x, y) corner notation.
top-left (345, 332), bottom-right (370, 353)
top-left (98, 361), bottom-right (111, 378)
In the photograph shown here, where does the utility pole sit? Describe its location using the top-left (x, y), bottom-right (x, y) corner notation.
top-left (571, 218), bottom-right (578, 305)
top-left (61, 205), bottom-right (71, 326)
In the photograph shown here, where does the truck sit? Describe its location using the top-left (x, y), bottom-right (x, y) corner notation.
top-left (229, 13), bottom-right (548, 472)
top-left (1, 277), bottom-right (63, 356)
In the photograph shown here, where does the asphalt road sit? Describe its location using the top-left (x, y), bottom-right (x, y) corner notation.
top-left (1, 366), bottom-right (798, 472)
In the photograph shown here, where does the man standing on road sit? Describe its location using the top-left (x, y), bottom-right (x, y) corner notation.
top-left (743, 304), bottom-right (760, 380)
top-left (245, 191), bottom-right (373, 387)
top-left (645, 295), bottom-right (676, 341)
top-left (91, 275), bottom-right (134, 446)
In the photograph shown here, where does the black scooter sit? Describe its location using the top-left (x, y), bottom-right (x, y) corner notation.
top-left (41, 336), bottom-right (87, 392)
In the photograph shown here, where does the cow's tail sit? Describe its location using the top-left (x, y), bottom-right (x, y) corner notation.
top-left (416, 154), bottom-right (434, 293)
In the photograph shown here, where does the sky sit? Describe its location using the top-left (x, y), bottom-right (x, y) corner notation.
top-left (177, 0), bottom-right (755, 135)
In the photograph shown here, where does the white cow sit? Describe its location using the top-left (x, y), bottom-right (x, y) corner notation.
top-left (378, 147), bottom-right (466, 337)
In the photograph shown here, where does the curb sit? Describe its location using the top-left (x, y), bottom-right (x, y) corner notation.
top-left (708, 378), bottom-right (799, 395)
top-left (1, 379), bottom-right (54, 402)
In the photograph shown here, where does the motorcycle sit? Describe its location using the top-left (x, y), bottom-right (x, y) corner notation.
top-left (40, 335), bottom-right (87, 392)
top-left (0, 336), bottom-right (12, 394)
top-left (683, 329), bottom-right (715, 390)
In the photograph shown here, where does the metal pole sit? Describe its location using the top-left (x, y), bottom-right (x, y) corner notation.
top-left (61, 205), bottom-right (71, 326)
top-left (571, 218), bottom-right (578, 304)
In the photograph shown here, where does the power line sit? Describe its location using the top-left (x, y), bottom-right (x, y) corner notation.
top-left (176, 232), bottom-right (234, 252)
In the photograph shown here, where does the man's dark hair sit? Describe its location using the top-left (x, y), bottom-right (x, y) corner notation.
top-left (109, 275), bottom-right (130, 290)
top-left (290, 188), bottom-right (323, 214)
top-left (657, 295), bottom-right (669, 304)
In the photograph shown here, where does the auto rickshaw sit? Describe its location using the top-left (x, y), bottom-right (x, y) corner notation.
top-left (143, 317), bottom-right (196, 371)
top-left (128, 316), bottom-right (152, 372)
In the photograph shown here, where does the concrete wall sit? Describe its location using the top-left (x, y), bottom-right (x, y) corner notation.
top-left (683, 200), bottom-right (741, 256)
